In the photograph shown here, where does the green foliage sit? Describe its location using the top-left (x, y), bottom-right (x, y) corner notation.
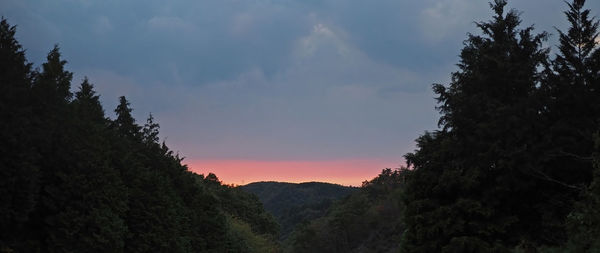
top-left (402, 0), bottom-right (600, 252)
top-left (3, 0), bottom-right (600, 251)
top-left (548, 133), bottom-right (600, 253)
top-left (113, 96), bottom-right (141, 139)
top-left (0, 17), bottom-right (38, 251)
top-left (226, 216), bottom-right (280, 253)
top-left (532, 0), bottom-right (600, 247)
top-left (33, 45), bottom-right (73, 106)
top-left (38, 79), bottom-right (129, 252)
top-left (403, 1), bottom-right (550, 251)
top-left (240, 181), bottom-right (357, 239)
top-left (214, 184), bottom-right (280, 236)
top-left (287, 169), bottom-right (406, 253)
top-left (0, 18), bottom-right (278, 252)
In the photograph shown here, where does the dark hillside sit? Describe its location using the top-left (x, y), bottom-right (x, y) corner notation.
top-left (240, 181), bottom-right (358, 239)
top-left (0, 18), bottom-right (278, 252)
top-left (286, 169), bottom-right (406, 253)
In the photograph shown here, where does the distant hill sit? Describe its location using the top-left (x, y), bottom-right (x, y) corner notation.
top-left (286, 169), bottom-right (406, 253)
top-left (239, 181), bottom-right (358, 239)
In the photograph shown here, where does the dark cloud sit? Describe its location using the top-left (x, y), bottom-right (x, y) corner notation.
top-left (1, 0), bottom-right (598, 163)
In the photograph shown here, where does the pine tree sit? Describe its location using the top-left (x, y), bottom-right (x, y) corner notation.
top-left (109, 97), bottom-right (189, 252)
top-left (41, 79), bottom-right (129, 252)
top-left (0, 18), bottom-right (38, 251)
top-left (402, 1), bottom-right (549, 251)
top-left (539, 0), bottom-right (599, 188)
top-left (0, 17), bottom-right (277, 252)
top-left (72, 78), bottom-right (105, 123)
top-left (548, 0), bottom-right (599, 172)
top-left (554, 0), bottom-right (599, 84)
top-left (114, 96), bottom-right (141, 139)
top-left (20, 45), bottom-right (76, 251)
top-left (532, 0), bottom-right (600, 244)
top-left (29, 44), bottom-right (73, 165)
top-left (142, 113), bottom-right (160, 146)
top-left (32, 45), bottom-right (72, 109)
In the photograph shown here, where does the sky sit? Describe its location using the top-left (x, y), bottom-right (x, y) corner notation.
top-left (2, 0), bottom-right (599, 186)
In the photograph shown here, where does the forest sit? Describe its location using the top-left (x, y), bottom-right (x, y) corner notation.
top-left (240, 181), bottom-right (357, 240)
top-left (0, 18), bottom-right (280, 252)
top-left (2, 0), bottom-right (600, 252)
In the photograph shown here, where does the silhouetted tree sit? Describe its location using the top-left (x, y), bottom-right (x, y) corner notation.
top-left (403, 1), bottom-right (550, 251)
top-left (529, 0), bottom-right (600, 244)
top-left (0, 17), bottom-right (38, 251)
top-left (0, 17), bottom-right (278, 253)
top-left (114, 96), bottom-right (141, 139)
top-left (25, 45), bottom-right (77, 252)
top-left (46, 79), bottom-right (129, 252)
top-left (142, 113), bottom-right (160, 145)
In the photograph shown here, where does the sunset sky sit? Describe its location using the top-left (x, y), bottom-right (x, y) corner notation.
top-left (2, 0), bottom-right (599, 186)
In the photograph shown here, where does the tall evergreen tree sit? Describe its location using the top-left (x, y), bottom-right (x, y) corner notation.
top-left (114, 96), bottom-right (141, 139)
top-left (142, 113), bottom-right (160, 146)
top-left (73, 78), bottom-right (105, 123)
top-left (0, 18), bottom-right (38, 251)
top-left (22, 45), bottom-right (76, 251)
top-left (32, 45), bottom-right (72, 109)
top-left (402, 1), bottom-right (549, 251)
top-left (529, 0), bottom-right (600, 244)
top-left (0, 17), bottom-right (277, 253)
top-left (554, 0), bottom-right (599, 84)
top-left (29, 45), bottom-right (73, 158)
top-left (110, 98), bottom-right (190, 252)
top-left (40, 79), bottom-right (129, 252)
top-left (541, 0), bottom-right (599, 183)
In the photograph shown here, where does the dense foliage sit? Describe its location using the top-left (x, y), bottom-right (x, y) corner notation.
top-left (3, 0), bottom-right (600, 252)
top-left (401, 0), bottom-right (600, 252)
top-left (0, 18), bottom-right (278, 253)
top-left (286, 169), bottom-right (407, 253)
top-left (288, 1), bottom-right (600, 252)
top-left (240, 181), bottom-right (357, 239)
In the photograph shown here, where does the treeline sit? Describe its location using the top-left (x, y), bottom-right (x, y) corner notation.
top-left (287, 169), bottom-right (406, 252)
top-left (402, 0), bottom-right (600, 251)
top-left (288, 0), bottom-right (600, 252)
top-left (0, 18), bottom-right (278, 252)
top-left (3, 0), bottom-right (600, 252)
top-left (240, 182), bottom-right (358, 240)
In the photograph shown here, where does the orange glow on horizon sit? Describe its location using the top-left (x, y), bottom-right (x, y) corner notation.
top-left (185, 159), bottom-right (401, 187)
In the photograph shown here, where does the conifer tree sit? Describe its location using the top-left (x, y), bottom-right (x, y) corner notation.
top-left (30, 45), bottom-right (73, 159)
top-left (526, 0), bottom-right (600, 245)
top-left (554, 0), bottom-right (599, 83)
top-left (22, 45), bottom-right (77, 251)
top-left (42, 79), bottom-right (129, 252)
top-left (114, 96), bottom-right (141, 139)
top-left (0, 17), bottom-right (276, 252)
top-left (110, 98), bottom-right (189, 252)
top-left (521, 0), bottom-right (600, 249)
top-left (402, 1), bottom-right (549, 251)
top-left (541, 0), bottom-right (599, 184)
top-left (72, 78), bottom-right (105, 123)
top-left (32, 45), bottom-right (72, 109)
top-left (0, 18), bottom-right (38, 251)
top-left (142, 113), bottom-right (160, 146)
top-left (540, 0), bottom-right (599, 182)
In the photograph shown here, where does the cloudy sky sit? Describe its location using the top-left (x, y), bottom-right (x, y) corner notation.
top-left (2, 0), bottom-right (599, 185)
